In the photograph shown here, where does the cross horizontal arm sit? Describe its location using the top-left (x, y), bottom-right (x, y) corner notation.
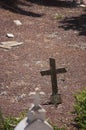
top-left (40, 68), bottom-right (67, 76)
top-left (40, 70), bottom-right (50, 76)
top-left (57, 68), bottom-right (67, 74)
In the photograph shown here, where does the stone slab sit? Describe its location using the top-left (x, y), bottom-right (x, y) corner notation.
top-left (0, 41), bottom-right (23, 49)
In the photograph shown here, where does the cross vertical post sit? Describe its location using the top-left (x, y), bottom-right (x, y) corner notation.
top-left (50, 58), bottom-right (58, 95)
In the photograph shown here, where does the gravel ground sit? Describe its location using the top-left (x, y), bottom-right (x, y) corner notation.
top-left (0, 0), bottom-right (86, 129)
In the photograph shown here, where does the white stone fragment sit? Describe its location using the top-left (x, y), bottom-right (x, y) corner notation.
top-left (80, 4), bottom-right (86, 7)
top-left (6, 33), bottom-right (14, 38)
top-left (0, 41), bottom-right (23, 49)
top-left (0, 91), bottom-right (7, 96)
top-left (13, 20), bottom-right (22, 26)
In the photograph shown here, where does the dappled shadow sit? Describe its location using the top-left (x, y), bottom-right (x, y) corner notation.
top-left (0, 0), bottom-right (43, 17)
top-left (59, 13), bottom-right (86, 36)
top-left (27, 0), bottom-right (77, 8)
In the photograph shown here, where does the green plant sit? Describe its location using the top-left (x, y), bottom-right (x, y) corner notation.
top-left (53, 125), bottom-right (67, 130)
top-left (74, 88), bottom-right (86, 130)
top-left (0, 110), bottom-right (26, 130)
top-left (54, 13), bottom-right (64, 20)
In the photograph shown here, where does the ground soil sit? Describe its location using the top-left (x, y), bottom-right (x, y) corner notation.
top-left (0, 0), bottom-right (86, 129)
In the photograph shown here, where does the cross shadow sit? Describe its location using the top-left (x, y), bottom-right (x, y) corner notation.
top-left (26, 0), bottom-right (76, 8)
top-left (0, 0), bottom-right (43, 17)
top-left (59, 13), bottom-right (86, 36)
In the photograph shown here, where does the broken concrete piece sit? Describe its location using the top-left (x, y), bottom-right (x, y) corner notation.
top-left (13, 20), bottom-right (22, 26)
top-left (0, 41), bottom-right (23, 49)
top-left (6, 33), bottom-right (14, 38)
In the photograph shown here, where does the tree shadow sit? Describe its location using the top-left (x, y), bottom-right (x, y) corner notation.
top-left (27, 0), bottom-right (76, 8)
top-left (17, 0), bottom-right (31, 7)
top-left (0, 0), bottom-right (43, 17)
top-left (59, 13), bottom-right (86, 36)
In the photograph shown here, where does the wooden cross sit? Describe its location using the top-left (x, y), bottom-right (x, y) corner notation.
top-left (40, 58), bottom-right (67, 104)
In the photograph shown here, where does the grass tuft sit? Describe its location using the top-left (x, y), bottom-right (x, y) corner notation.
top-left (74, 88), bottom-right (86, 130)
top-left (54, 13), bottom-right (65, 20)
